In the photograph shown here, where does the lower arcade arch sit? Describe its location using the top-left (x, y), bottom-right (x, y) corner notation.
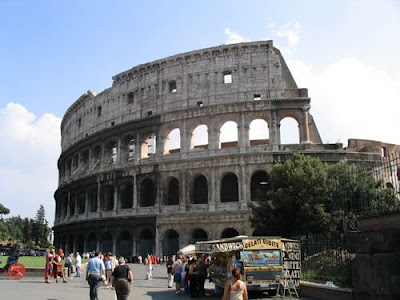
top-left (100, 232), bottom-right (113, 253)
top-left (88, 233), bottom-right (97, 251)
top-left (162, 229), bottom-right (179, 256)
top-left (191, 228), bottom-right (208, 243)
top-left (117, 231), bottom-right (133, 257)
top-left (138, 229), bottom-right (155, 257)
top-left (76, 234), bottom-right (85, 253)
top-left (221, 228), bottom-right (239, 238)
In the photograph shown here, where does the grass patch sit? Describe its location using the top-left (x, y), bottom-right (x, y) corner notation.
top-left (0, 256), bottom-right (89, 268)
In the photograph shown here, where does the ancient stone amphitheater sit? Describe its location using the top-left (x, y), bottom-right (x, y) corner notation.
top-left (53, 40), bottom-right (397, 257)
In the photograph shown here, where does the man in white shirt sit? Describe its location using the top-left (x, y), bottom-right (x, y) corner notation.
top-left (75, 252), bottom-right (82, 277)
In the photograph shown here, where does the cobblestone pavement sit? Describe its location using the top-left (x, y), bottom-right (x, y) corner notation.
top-left (0, 263), bottom-right (315, 300)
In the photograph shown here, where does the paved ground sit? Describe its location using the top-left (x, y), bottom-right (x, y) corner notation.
top-left (0, 263), bottom-right (315, 300)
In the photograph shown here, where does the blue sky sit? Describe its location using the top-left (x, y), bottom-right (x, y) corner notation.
top-left (1, 0), bottom-right (399, 224)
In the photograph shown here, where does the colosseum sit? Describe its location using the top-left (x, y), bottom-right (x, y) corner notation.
top-left (53, 40), bottom-right (399, 258)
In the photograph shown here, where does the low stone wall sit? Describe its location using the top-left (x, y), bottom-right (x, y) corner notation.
top-left (300, 281), bottom-right (353, 300)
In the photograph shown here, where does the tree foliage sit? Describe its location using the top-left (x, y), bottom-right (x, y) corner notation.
top-left (0, 203), bottom-right (10, 219)
top-left (0, 205), bottom-right (51, 248)
top-left (251, 154), bottom-right (399, 237)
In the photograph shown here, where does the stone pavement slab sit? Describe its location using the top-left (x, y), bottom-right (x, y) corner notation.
top-left (0, 263), bottom-right (314, 300)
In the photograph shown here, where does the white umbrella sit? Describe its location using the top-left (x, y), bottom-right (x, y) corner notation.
top-left (177, 244), bottom-right (195, 255)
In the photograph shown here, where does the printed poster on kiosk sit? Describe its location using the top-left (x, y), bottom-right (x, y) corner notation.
top-left (241, 249), bottom-right (281, 267)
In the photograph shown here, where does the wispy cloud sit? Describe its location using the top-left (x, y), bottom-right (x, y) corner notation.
top-left (276, 22), bottom-right (301, 46)
top-left (224, 28), bottom-right (250, 44)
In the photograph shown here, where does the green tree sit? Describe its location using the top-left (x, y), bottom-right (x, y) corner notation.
top-left (0, 221), bottom-right (9, 241)
top-left (0, 204), bottom-right (10, 220)
top-left (32, 205), bottom-right (51, 248)
top-left (22, 217), bottom-right (32, 244)
top-left (5, 216), bottom-right (24, 241)
top-left (251, 154), bottom-right (333, 236)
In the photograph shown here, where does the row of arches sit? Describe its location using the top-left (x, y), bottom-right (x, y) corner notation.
top-left (60, 116), bottom-right (301, 183)
top-left (56, 227), bottom-right (242, 257)
top-left (55, 170), bottom-right (269, 218)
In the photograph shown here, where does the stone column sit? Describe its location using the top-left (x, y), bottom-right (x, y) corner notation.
top-left (239, 114), bottom-right (249, 153)
top-left (117, 137), bottom-right (122, 164)
top-left (96, 178), bottom-right (101, 212)
top-left (208, 120), bottom-right (219, 155)
top-left (132, 174), bottom-right (137, 208)
top-left (239, 162), bottom-right (248, 209)
top-left (85, 189), bottom-right (89, 217)
top-left (66, 191), bottom-right (71, 217)
top-left (209, 170), bottom-right (216, 211)
top-left (112, 235), bottom-right (116, 254)
top-left (180, 170), bottom-right (187, 211)
top-left (180, 119), bottom-right (189, 158)
top-left (301, 105), bottom-right (311, 143)
top-left (113, 183), bottom-right (118, 214)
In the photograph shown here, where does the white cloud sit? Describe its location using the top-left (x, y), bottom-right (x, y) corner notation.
top-left (287, 57), bottom-right (400, 145)
top-left (276, 22), bottom-right (301, 46)
top-left (224, 28), bottom-right (250, 44)
top-left (0, 103), bottom-right (61, 224)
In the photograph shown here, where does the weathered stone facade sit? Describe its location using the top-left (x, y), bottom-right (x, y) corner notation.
top-left (53, 41), bottom-right (399, 257)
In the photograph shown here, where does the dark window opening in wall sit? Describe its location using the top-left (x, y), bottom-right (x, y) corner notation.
top-left (100, 232), bottom-right (113, 253)
top-left (88, 188), bottom-right (97, 212)
top-left (69, 194), bottom-right (76, 215)
top-left (221, 228), bottom-right (239, 238)
top-left (166, 178), bottom-right (179, 205)
top-left (78, 118), bottom-right (82, 128)
top-left (62, 197), bottom-right (68, 217)
top-left (381, 147), bottom-right (387, 157)
top-left (221, 173), bottom-right (239, 202)
top-left (88, 233), bottom-right (97, 252)
top-left (120, 183), bottom-right (133, 209)
top-left (169, 81), bottom-right (177, 93)
top-left (147, 111), bottom-right (153, 116)
top-left (193, 175), bottom-right (208, 204)
top-left (253, 94), bottom-right (261, 100)
top-left (97, 106), bottom-right (102, 117)
top-left (197, 101), bottom-right (203, 107)
top-left (111, 122), bottom-right (115, 126)
top-left (101, 185), bottom-right (114, 211)
top-left (140, 178), bottom-right (155, 207)
top-left (78, 192), bottom-right (85, 214)
top-left (127, 92), bottom-right (134, 104)
top-left (223, 72), bottom-right (232, 84)
top-left (250, 171), bottom-right (269, 201)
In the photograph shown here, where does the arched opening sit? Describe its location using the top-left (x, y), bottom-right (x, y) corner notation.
top-left (164, 128), bottom-right (181, 154)
top-left (65, 159), bottom-right (72, 178)
top-left (120, 182), bottom-right (133, 209)
top-left (91, 145), bottom-right (102, 170)
top-left (63, 197), bottom-right (68, 217)
top-left (124, 135), bottom-right (136, 161)
top-left (82, 150), bottom-right (89, 171)
top-left (101, 185), bottom-right (114, 211)
top-left (166, 177), bottom-right (179, 205)
top-left (88, 187), bottom-right (97, 212)
top-left (220, 121), bottom-right (238, 148)
top-left (77, 234), bottom-right (84, 253)
top-left (221, 173), bottom-right (239, 202)
top-left (249, 119), bottom-right (269, 146)
top-left (162, 229), bottom-right (179, 256)
top-left (138, 229), bottom-right (155, 257)
top-left (140, 178), bottom-right (155, 207)
top-left (105, 141), bottom-right (118, 165)
top-left (61, 235), bottom-right (67, 252)
top-left (193, 175), bottom-right (208, 204)
top-left (67, 234), bottom-right (74, 255)
top-left (221, 228), bottom-right (239, 238)
top-left (73, 154), bottom-right (79, 173)
top-left (77, 191), bottom-right (85, 214)
top-left (280, 117), bottom-right (300, 144)
top-left (100, 232), bottom-right (113, 253)
top-left (191, 124), bottom-right (208, 150)
top-left (250, 171), bottom-right (269, 201)
top-left (69, 193), bottom-right (76, 216)
top-left (117, 231), bottom-right (132, 257)
top-left (88, 233), bottom-right (97, 252)
top-left (252, 228), bottom-right (266, 237)
top-left (192, 228), bottom-right (208, 243)
top-left (141, 134), bottom-right (157, 158)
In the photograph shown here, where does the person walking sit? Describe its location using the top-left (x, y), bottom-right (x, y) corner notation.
top-left (75, 251), bottom-right (82, 277)
top-left (196, 256), bottom-right (208, 297)
top-left (86, 251), bottom-right (106, 300)
top-left (111, 257), bottom-right (133, 300)
top-left (166, 255), bottom-right (173, 288)
top-left (173, 258), bottom-right (183, 294)
top-left (222, 268), bottom-right (248, 300)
